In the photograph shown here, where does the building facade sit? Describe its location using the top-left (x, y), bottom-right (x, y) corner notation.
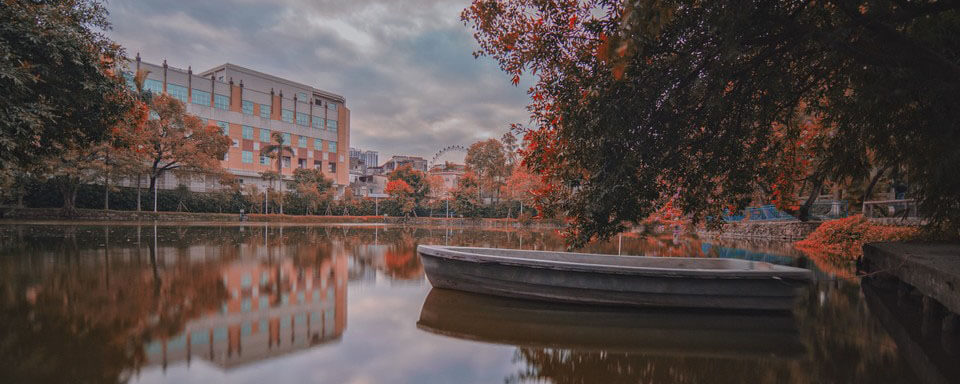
top-left (128, 56), bottom-right (350, 192)
top-left (381, 155), bottom-right (428, 173)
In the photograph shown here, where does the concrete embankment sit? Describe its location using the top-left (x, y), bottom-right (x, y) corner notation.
top-left (697, 221), bottom-right (822, 241)
top-left (0, 207), bottom-right (560, 228)
top-left (862, 242), bottom-right (960, 315)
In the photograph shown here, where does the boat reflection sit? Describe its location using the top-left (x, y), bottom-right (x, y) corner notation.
top-left (417, 288), bottom-right (805, 359)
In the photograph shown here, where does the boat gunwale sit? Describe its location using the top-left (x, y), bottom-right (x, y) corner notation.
top-left (418, 245), bottom-right (812, 281)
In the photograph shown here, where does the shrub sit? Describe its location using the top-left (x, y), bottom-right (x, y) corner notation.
top-left (796, 215), bottom-right (919, 262)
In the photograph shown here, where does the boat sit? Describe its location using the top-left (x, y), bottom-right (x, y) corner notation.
top-left (417, 289), bottom-right (805, 359)
top-left (417, 245), bottom-right (813, 311)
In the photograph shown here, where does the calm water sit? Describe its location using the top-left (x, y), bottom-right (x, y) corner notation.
top-left (0, 222), bottom-right (939, 383)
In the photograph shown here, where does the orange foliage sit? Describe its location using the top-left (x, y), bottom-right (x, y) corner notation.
top-left (795, 215), bottom-right (919, 278)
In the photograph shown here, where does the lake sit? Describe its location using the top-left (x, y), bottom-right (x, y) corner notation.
top-left (0, 223), bottom-right (935, 383)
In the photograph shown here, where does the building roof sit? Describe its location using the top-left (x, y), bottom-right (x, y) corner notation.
top-left (199, 63), bottom-right (346, 104)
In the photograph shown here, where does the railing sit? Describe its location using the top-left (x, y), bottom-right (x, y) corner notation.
top-left (722, 200), bottom-right (849, 222)
top-left (863, 199), bottom-right (920, 219)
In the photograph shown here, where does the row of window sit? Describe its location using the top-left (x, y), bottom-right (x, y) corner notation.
top-left (125, 73), bottom-right (341, 128)
top-left (240, 150), bottom-right (338, 172)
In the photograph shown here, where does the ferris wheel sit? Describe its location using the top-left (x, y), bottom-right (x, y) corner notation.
top-left (430, 145), bottom-right (467, 168)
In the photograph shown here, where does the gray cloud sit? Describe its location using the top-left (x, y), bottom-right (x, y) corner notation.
top-left (105, 0), bottom-right (531, 164)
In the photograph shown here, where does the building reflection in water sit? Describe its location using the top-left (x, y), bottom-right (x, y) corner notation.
top-left (145, 255), bottom-right (347, 370)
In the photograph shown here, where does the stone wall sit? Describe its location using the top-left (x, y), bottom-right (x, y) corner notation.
top-left (698, 221), bottom-right (822, 241)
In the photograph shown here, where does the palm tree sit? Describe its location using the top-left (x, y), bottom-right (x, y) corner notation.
top-left (260, 131), bottom-right (295, 214)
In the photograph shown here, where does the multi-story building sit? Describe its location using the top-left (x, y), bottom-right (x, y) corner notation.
top-left (349, 147), bottom-right (379, 176)
top-left (127, 55), bottom-right (350, 193)
top-left (428, 163), bottom-right (465, 198)
top-left (381, 155), bottom-right (428, 173)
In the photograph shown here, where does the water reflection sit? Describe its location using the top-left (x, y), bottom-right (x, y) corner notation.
top-left (418, 289), bottom-right (805, 357)
top-left (0, 223), bottom-right (928, 383)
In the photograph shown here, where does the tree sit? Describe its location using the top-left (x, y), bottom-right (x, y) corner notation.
top-left (386, 179), bottom-right (416, 217)
top-left (502, 165), bottom-right (544, 216)
top-left (465, 138), bottom-right (508, 202)
top-left (289, 168), bottom-right (333, 215)
top-left (43, 143), bottom-right (110, 213)
top-left (141, 94), bottom-right (231, 211)
top-left (112, 68), bottom-right (154, 212)
top-left (1, 0), bottom-right (130, 168)
top-left (463, 0), bottom-right (960, 245)
top-left (501, 131), bottom-right (520, 172)
top-left (260, 132), bottom-right (295, 214)
top-left (451, 172), bottom-right (482, 217)
top-left (388, 164), bottom-right (431, 211)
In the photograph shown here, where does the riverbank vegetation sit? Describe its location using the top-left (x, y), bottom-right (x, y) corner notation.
top-left (463, 0), bottom-right (960, 246)
top-left (795, 215), bottom-right (921, 277)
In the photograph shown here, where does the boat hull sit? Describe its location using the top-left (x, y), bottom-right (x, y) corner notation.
top-left (419, 250), bottom-right (809, 311)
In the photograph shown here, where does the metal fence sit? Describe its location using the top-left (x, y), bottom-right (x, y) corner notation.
top-left (722, 200), bottom-right (849, 222)
top-left (862, 199), bottom-right (920, 219)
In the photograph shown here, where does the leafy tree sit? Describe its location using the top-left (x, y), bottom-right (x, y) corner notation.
top-left (260, 131), bottom-right (295, 214)
top-left (388, 164), bottom-right (431, 210)
top-left (451, 172), bottom-right (482, 217)
top-left (112, 68), bottom-right (154, 212)
top-left (43, 143), bottom-right (110, 213)
top-left (141, 94), bottom-right (231, 211)
top-left (502, 165), bottom-right (544, 217)
top-left (465, 138), bottom-right (508, 202)
top-left (0, 0), bottom-right (130, 168)
top-left (289, 168), bottom-right (333, 215)
top-left (463, 0), bottom-right (960, 245)
top-left (386, 179), bottom-right (416, 217)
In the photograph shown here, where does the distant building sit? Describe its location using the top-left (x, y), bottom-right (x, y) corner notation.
top-left (122, 56), bottom-right (350, 193)
top-left (349, 147), bottom-right (379, 175)
top-left (428, 163), bottom-right (465, 198)
top-left (382, 155), bottom-right (428, 173)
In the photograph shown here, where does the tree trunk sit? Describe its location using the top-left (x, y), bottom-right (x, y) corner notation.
top-left (862, 166), bottom-right (888, 203)
top-left (104, 170), bottom-right (110, 211)
top-left (798, 177), bottom-right (825, 222)
top-left (136, 174), bottom-right (142, 212)
top-left (59, 179), bottom-right (78, 216)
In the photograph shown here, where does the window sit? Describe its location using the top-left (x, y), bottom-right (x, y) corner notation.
top-left (314, 139), bottom-right (322, 150)
top-left (260, 155), bottom-right (270, 165)
top-left (326, 119), bottom-right (337, 132)
top-left (148, 111), bottom-right (159, 120)
top-left (314, 161), bottom-right (322, 169)
top-left (298, 135), bottom-right (307, 148)
top-left (297, 92), bottom-right (308, 101)
top-left (259, 128), bottom-right (270, 142)
top-left (242, 125), bottom-right (254, 140)
top-left (282, 109), bottom-right (293, 123)
top-left (296, 112), bottom-right (308, 126)
top-left (260, 103), bottom-right (271, 118)
top-left (327, 102), bottom-right (337, 112)
top-left (314, 99), bottom-right (323, 106)
top-left (242, 100), bottom-right (254, 115)
top-left (281, 157), bottom-right (291, 168)
top-left (123, 72), bottom-right (136, 90)
top-left (214, 94), bottom-right (230, 110)
top-left (191, 89), bottom-right (210, 106)
top-left (328, 162), bottom-right (337, 173)
top-left (242, 151), bottom-right (254, 163)
top-left (312, 117), bottom-right (323, 129)
top-left (298, 159), bottom-right (306, 169)
top-left (143, 79), bottom-right (163, 94)
top-left (329, 141), bottom-right (337, 153)
top-left (282, 132), bottom-right (291, 145)
top-left (167, 84), bottom-right (187, 103)
top-left (216, 121), bottom-right (229, 136)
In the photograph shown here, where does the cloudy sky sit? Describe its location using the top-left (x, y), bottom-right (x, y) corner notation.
top-left (104, 0), bottom-right (532, 163)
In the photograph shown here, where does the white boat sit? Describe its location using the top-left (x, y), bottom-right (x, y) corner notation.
top-left (417, 245), bottom-right (813, 311)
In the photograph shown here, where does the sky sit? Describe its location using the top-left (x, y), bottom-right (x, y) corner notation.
top-left (104, 0), bottom-right (532, 164)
